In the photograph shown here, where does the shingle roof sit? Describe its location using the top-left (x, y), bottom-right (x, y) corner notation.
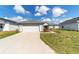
top-left (59, 17), bottom-right (79, 25)
top-left (0, 18), bottom-right (18, 23)
top-left (0, 18), bottom-right (57, 25)
top-left (0, 18), bottom-right (44, 24)
top-left (19, 20), bottom-right (45, 24)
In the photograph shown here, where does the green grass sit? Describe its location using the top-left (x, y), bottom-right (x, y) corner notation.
top-left (0, 31), bottom-right (19, 39)
top-left (40, 29), bottom-right (79, 54)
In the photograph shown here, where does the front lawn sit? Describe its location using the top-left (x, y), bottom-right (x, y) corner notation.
top-left (0, 31), bottom-right (19, 39)
top-left (40, 29), bottom-right (79, 54)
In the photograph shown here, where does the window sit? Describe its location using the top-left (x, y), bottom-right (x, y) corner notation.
top-left (62, 26), bottom-right (64, 28)
top-left (0, 24), bottom-right (3, 28)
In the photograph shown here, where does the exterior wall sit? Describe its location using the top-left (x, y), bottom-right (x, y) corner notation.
top-left (0, 28), bottom-right (3, 31)
top-left (3, 22), bottom-right (10, 31)
top-left (18, 25), bottom-right (23, 32)
top-left (39, 25), bottom-right (43, 31)
top-left (0, 19), bottom-right (19, 31)
top-left (60, 23), bottom-right (78, 30)
top-left (77, 23), bottom-right (79, 30)
top-left (0, 19), bottom-right (8, 31)
top-left (9, 22), bottom-right (19, 31)
top-left (3, 21), bottom-right (19, 31)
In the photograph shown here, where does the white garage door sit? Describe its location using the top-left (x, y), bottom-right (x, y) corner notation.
top-left (23, 26), bottom-right (39, 32)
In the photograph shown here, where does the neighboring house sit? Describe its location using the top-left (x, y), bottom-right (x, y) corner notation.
top-left (0, 18), bottom-right (45, 32)
top-left (59, 17), bottom-right (79, 31)
top-left (0, 18), bottom-right (19, 31)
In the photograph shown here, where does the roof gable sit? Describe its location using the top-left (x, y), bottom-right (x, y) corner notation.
top-left (60, 17), bottom-right (79, 25)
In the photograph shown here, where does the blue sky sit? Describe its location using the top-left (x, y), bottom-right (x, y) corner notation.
top-left (0, 5), bottom-right (79, 24)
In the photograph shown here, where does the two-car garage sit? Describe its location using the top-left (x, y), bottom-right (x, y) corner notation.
top-left (19, 21), bottom-right (44, 32)
top-left (22, 25), bottom-right (39, 32)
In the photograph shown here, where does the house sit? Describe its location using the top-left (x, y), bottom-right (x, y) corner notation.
top-left (0, 18), bottom-right (60, 32)
top-left (0, 18), bottom-right (46, 32)
top-left (59, 17), bottom-right (79, 31)
top-left (19, 20), bottom-right (44, 32)
top-left (0, 18), bottom-right (19, 31)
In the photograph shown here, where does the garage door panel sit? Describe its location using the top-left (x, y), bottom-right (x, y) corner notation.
top-left (23, 26), bottom-right (39, 32)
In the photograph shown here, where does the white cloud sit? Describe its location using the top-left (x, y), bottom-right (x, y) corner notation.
top-left (52, 7), bottom-right (68, 17)
top-left (10, 16), bottom-right (23, 20)
top-left (59, 17), bottom-right (72, 23)
top-left (35, 6), bottom-right (50, 16)
top-left (26, 10), bottom-right (30, 13)
top-left (4, 16), bottom-right (28, 22)
top-left (62, 15), bottom-right (66, 17)
top-left (35, 12), bottom-right (41, 16)
top-left (41, 18), bottom-right (51, 22)
top-left (4, 17), bottom-right (9, 19)
top-left (13, 5), bottom-right (30, 14)
top-left (35, 6), bottom-right (39, 11)
top-left (52, 17), bottom-right (72, 24)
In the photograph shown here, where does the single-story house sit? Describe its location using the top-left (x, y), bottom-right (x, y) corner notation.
top-left (59, 17), bottom-right (79, 31)
top-left (0, 18), bottom-right (48, 32)
top-left (0, 18), bottom-right (19, 31)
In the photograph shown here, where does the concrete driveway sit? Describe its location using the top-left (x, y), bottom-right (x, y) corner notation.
top-left (0, 32), bottom-right (55, 54)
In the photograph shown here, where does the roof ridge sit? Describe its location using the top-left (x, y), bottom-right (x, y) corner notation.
top-left (59, 17), bottom-right (79, 25)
